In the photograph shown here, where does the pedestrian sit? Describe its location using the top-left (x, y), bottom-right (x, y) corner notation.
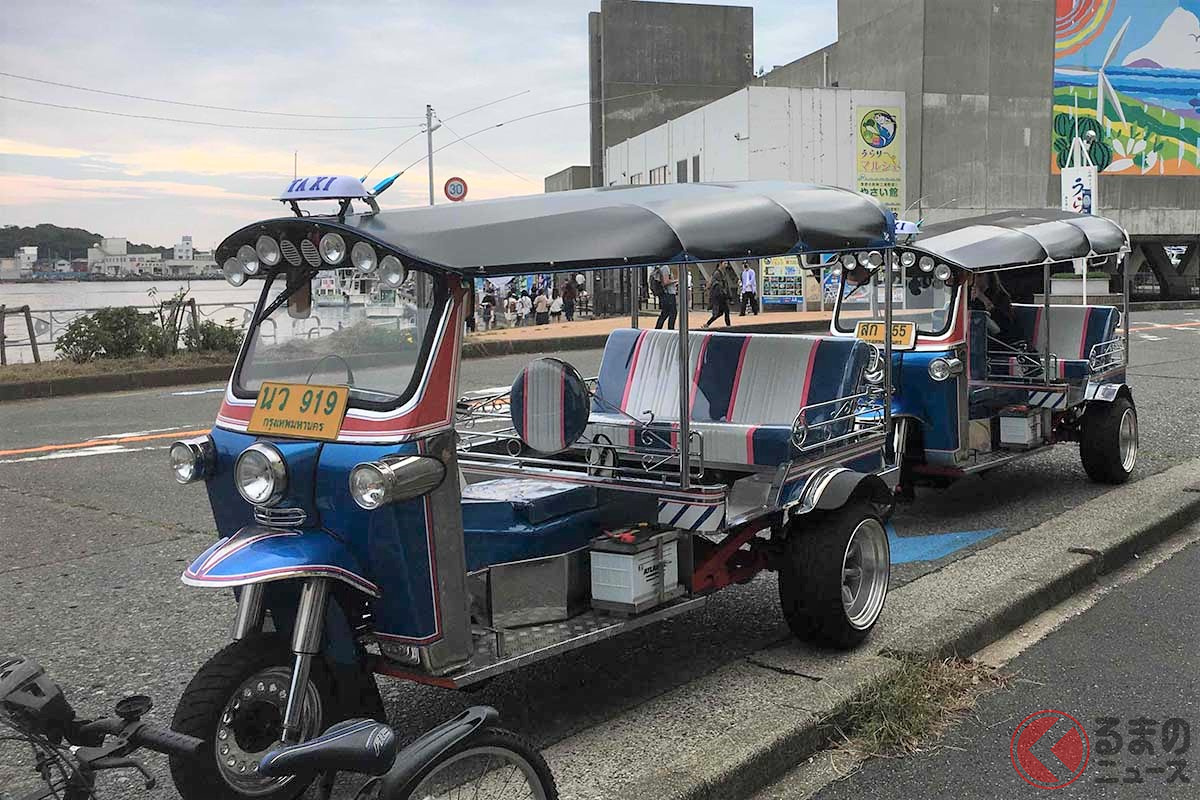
top-left (653, 264), bottom-right (678, 330)
top-left (719, 260), bottom-right (740, 310)
top-left (561, 278), bottom-right (577, 322)
top-left (703, 262), bottom-right (734, 329)
top-left (550, 288), bottom-right (563, 322)
top-left (740, 260), bottom-right (759, 316)
top-left (533, 290), bottom-right (551, 325)
top-left (517, 291), bottom-right (532, 326)
top-left (504, 293), bottom-right (518, 327)
top-left (479, 290), bottom-right (496, 331)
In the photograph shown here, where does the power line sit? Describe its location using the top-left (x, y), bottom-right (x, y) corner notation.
top-left (0, 70), bottom-right (425, 120)
top-left (361, 129), bottom-right (429, 184)
top-left (0, 94), bottom-right (422, 131)
top-left (441, 88), bottom-right (531, 122)
top-left (437, 118), bottom-right (532, 184)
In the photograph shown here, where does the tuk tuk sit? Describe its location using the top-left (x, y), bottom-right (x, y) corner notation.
top-left (166, 180), bottom-right (902, 800)
top-left (828, 209), bottom-right (1135, 494)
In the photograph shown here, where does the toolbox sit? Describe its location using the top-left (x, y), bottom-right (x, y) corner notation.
top-left (590, 525), bottom-right (682, 615)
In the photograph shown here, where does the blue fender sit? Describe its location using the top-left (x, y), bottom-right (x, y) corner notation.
top-left (182, 525), bottom-right (380, 598)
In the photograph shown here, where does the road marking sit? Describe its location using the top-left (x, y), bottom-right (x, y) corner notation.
top-left (1138, 334), bottom-right (1168, 341)
top-left (1128, 321), bottom-right (1200, 332)
top-left (0, 444), bottom-right (165, 464)
top-left (889, 524), bottom-right (1004, 564)
top-left (167, 387), bottom-right (225, 396)
top-left (0, 428), bottom-right (207, 458)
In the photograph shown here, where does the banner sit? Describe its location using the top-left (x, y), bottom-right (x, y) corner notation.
top-left (759, 256), bottom-right (804, 305)
top-left (1061, 165), bottom-right (1098, 214)
top-left (855, 106), bottom-right (904, 213)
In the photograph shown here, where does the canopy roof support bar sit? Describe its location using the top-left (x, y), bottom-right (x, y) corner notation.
top-left (678, 265), bottom-right (691, 490)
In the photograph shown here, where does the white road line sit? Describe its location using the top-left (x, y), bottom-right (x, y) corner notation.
top-left (167, 387), bottom-right (225, 397)
top-left (92, 427), bottom-right (192, 440)
top-left (1138, 334), bottom-right (1168, 341)
top-left (0, 444), bottom-right (165, 464)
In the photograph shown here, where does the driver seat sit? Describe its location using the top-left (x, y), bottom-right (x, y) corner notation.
top-left (259, 718), bottom-right (397, 777)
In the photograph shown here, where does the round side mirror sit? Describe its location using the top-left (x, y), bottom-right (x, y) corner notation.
top-left (510, 357), bottom-right (590, 454)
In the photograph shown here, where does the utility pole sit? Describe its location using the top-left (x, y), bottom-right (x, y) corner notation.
top-left (426, 104), bottom-right (437, 206)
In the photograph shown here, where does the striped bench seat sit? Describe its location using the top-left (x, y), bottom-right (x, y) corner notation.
top-left (978, 304), bottom-right (1120, 381)
top-left (586, 329), bottom-right (872, 468)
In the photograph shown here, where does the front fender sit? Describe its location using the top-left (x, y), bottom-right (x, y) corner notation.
top-left (378, 706), bottom-right (499, 796)
top-left (182, 525), bottom-right (380, 597)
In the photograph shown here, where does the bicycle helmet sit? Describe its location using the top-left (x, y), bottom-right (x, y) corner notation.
top-left (0, 656), bottom-right (74, 736)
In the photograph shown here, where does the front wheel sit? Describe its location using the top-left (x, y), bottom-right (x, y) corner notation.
top-left (169, 633), bottom-right (335, 800)
top-left (778, 501), bottom-right (891, 649)
top-left (403, 727), bottom-right (558, 800)
top-left (1080, 396), bottom-right (1138, 484)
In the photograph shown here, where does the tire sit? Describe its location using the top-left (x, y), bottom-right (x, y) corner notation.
top-left (169, 633), bottom-right (341, 800)
top-left (778, 501), bottom-right (890, 649)
top-left (405, 727), bottom-right (558, 800)
top-left (1080, 396), bottom-right (1137, 484)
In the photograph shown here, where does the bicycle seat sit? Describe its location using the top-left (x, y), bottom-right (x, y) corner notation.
top-left (258, 719), bottom-right (396, 777)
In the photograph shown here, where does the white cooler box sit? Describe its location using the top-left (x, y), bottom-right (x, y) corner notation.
top-left (590, 526), bottom-right (682, 615)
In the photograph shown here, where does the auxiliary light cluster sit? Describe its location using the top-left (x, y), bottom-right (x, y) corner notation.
top-left (829, 250), bottom-right (885, 278)
top-left (224, 232), bottom-right (409, 289)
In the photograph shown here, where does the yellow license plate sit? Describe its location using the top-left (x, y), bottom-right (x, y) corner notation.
top-left (854, 321), bottom-right (917, 349)
top-left (247, 381), bottom-right (349, 442)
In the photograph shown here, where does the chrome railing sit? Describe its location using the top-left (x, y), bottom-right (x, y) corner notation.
top-left (791, 388), bottom-right (888, 453)
top-left (1088, 337), bottom-right (1125, 374)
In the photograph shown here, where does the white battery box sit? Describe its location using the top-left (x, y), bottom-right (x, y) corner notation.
top-left (590, 527), bottom-right (680, 613)
top-left (999, 409), bottom-right (1042, 448)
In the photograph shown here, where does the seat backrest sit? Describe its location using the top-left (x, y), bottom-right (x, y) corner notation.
top-left (592, 329), bottom-right (705, 421)
top-left (1012, 304), bottom-right (1120, 360)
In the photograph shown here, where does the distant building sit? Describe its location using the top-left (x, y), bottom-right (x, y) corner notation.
top-left (544, 166), bottom-right (592, 193)
top-left (86, 237), bottom-right (162, 276)
top-left (16, 246), bottom-right (38, 273)
top-left (173, 235), bottom-right (194, 261)
top-left (0, 257), bottom-right (20, 279)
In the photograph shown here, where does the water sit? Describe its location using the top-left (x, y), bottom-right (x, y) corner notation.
top-left (0, 279), bottom-right (260, 311)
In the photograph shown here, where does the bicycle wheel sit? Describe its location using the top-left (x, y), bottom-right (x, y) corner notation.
top-left (404, 727), bottom-right (557, 800)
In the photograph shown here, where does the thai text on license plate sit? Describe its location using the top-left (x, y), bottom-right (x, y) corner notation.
top-left (854, 321), bottom-right (916, 349)
top-left (246, 381), bottom-right (349, 441)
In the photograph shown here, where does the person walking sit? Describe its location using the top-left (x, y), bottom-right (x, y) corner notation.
top-left (740, 260), bottom-right (759, 316)
top-left (653, 264), bottom-right (678, 330)
top-left (703, 263), bottom-right (734, 329)
top-left (517, 291), bottom-right (532, 326)
top-left (561, 278), bottom-right (577, 321)
top-left (550, 289), bottom-right (563, 322)
top-left (533, 290), bottom-right (551, 325)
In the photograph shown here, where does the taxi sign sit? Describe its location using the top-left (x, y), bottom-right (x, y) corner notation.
top-left (276, 175), bottom-right (368, 201)
top-left (247, 381), bottom-right (349, 442)
top-left (855, 320), bottom-right (916, 350)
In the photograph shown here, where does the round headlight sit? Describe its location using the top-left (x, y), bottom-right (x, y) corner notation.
top-left (349, 463), bottom-right (389, 510)
top-left (866, 250), bottom-right (884, 269)
top-left (857, 252), bottom-right (871, 267)
top-left (934, 263), bottom-right (953, 282)
top-left (223, 257), bottom-right (246, 287)
top-left (831, 262), bottom-right (843, 277)
top-left (238, 245), bottom-right (260, 276)
top-left (900, 251), bottom-right (917, 268)
top-left (255, 236), bottom-right (281, 267)
top-left (918, 255), bottom-right (935, 273)
top-left (319, 233), bottom-right (347, 265)
top-left (840, 254), bottom-right (857, 270)
top-left (351, 242), bottom-right (378, 274)
top-left (235, 443), bottom-right (287, 507)
top-left (169, 435), bottom-right (213, 484)
top-left (929, 358), bottom-right (953, 382)
top-left (379, 255), bottom-right (407, 288)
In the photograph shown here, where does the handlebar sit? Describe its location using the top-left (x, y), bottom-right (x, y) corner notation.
top-left (75, 717), bottom-right (205, 759)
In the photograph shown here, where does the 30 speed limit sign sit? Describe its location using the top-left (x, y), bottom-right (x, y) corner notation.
top-left (444, 176), bottom-right (468, 202)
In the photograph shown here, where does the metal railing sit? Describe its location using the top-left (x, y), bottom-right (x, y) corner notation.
top-left (1088, 337), bottom-right (1126, 374)
top-left (791, 389), bottom-right (888, 453)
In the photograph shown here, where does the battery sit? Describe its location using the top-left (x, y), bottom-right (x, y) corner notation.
top-left (589, 526), bottom-right (681, 614)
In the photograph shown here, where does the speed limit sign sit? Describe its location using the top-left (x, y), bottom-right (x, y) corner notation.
top-left (444, 176), bottom-right (468, 202)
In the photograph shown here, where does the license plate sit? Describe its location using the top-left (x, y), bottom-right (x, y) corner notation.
top-left (247, 381), bottom-right (349, 442)
top-left (854, 321), bottom-right (917, 349)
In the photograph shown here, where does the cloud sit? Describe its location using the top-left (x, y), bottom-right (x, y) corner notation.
top-left (0, 173), bottom-right (265, 205)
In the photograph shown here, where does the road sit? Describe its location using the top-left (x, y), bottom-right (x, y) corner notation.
top-left (1, 309), bottom-right (1197, 797)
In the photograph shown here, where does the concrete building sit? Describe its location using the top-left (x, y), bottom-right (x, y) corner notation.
top-left (544, 166), bottom-right (592, 193)
top-left (16, 246), bottom-right (38, 273)
top-left (0, 257), bottom-right (21, 280)
top-left (173, 235), bottom-right (194, 261)
top-left (86, 237), bottom-right (162, 276)
top-left (588, 0), bottom-right (753, 188)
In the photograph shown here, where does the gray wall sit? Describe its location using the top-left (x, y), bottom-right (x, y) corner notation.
top-left (589, 0), bottom-right (753, 185)
top-left (544, 166), bottom-right (592, 193)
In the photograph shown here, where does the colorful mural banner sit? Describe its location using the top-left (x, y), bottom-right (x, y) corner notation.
top-left (855, 106), bottom-right (904, 213)
top-left (1052, 0), bottom-right (1200, 176)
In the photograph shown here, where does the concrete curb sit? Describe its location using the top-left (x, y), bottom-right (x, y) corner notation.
top-left (590, 460), bottom-right (1200, 800)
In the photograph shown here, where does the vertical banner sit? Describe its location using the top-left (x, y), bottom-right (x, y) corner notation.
top-left (855, 106), bottom-right (904, 213)
top-left (1061, 165), bottom-right (1098, 214)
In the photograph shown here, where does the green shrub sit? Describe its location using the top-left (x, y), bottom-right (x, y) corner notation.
top-left (54, 307), bottom-right (159, 362)
top-left (183, 318), bottom-right (243, 354)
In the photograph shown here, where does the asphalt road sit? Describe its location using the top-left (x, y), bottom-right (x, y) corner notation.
top-left (1, 309), bottom-right (1197, 797)
top-left (812, 537), bottom-right (1200, 800)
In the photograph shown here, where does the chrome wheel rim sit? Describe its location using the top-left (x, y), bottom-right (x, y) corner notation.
top-left (215, 666), bottom-right (322, 795)
top-left (410, 745), bottom-right (550, 800)
top-left (841, 518), bottom-right (890, 630)
top-left (1118, 408), bottom-right (1138, 473)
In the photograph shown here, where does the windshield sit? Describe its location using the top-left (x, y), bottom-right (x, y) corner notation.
top-left (833, 268), bottom-right (957, 336)
top-left (234, 268), bottom-right (445, 410)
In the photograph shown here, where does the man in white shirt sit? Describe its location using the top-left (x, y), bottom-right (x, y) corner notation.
top-left (740, 261), bottom-right (759, 316)
top-left (653, 264), bottom-right (678, 330)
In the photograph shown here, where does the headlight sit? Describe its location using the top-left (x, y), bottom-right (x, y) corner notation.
top-left (379, 255), bottom-right (407, 288)
top-left (319, 233), bottom-right (346, 265)
top-left (237, 245), bottom-right (260, 276)
top-left (169, 435), bottom-right (214, 484)
top-left (928, 357), bottom-right (963, 382)
top-left (840, 254), bottom-right (857, 270)
top-left (900, 251), bottom-right (916, 268)
top-left (934, 263), bottom-right (953, 282)
top-left (918, 255), bottom-right (935, 273)
top-left (255, 236), bottom-right (281, 267)
top-left (349, 455), bottom-right (446, 510)
top-left (235, 443), bottom-right (287, 507)
top-left (351, 242), bottom-right (378, 274)
top-left (866, 251), bottom-right (884, 269)
top-left (223, 257), bottom-right (246, 286)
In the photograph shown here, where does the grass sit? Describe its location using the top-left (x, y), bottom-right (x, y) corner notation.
top-left (0, 351), bottom-right (233, 384)
top-left (829, 656), bottom-right (1010, 767)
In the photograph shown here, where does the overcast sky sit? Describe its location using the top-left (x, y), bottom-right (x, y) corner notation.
top-left (0, 1), bottom-right (836, 248)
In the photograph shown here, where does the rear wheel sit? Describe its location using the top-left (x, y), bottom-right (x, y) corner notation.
top-left (778, 502), bottom-right (890, 649)
top-left (1080, 396), bottom-right (1137, 484)
top-left (169, 634), bottom-right (336, 800)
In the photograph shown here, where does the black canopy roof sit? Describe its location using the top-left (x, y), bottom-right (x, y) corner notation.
top-left (226, 181), bottom-right (893, 276)
top-left (905, 209), bottom-right (1129, 272)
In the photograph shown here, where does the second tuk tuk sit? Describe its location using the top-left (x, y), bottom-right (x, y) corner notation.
top-left (165, 180), bottom-right (905, 800)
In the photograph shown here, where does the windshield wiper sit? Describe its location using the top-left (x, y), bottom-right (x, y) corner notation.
top-left (253, 268), bottom-right (318, 328)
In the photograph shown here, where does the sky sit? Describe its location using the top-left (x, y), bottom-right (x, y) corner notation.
top-left (0, 0), bottom-right (836, 250)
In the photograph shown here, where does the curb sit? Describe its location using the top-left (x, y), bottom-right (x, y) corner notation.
top-left (621, 462), bottom-right (1200, 800)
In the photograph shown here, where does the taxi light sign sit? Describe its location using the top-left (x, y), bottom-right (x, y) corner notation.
top-left (247, 381), bottom-right (349, 442)
top-left (855, 320), bottom-right (916, 350)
